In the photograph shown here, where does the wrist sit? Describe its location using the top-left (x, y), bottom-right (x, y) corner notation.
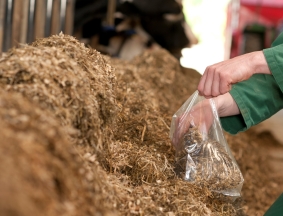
top-left (214, 95), bottom-right (224, 115)
top-left (251, 51), bottom-right (271, 75)
top-left (214, 93), bottom-right (240, 117)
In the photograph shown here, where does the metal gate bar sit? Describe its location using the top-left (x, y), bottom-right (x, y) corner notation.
top-left (3, 0), bottom-right (13, 52)
top-left (0, 0), bottom-right (6, 54)
top-left (0, 0), bottom-right (74, 54)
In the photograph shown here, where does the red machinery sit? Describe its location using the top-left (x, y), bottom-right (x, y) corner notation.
top-left (227, 0), bottom-right (283, 58)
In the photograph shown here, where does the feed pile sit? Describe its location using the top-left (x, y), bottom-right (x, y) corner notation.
top-left (0, 34), bottom-right (282, 216)
top-left (227, 130), bottom-right (283, 215)
top-left (0, 40), bottom-right (240, 215)
top-left (0, 43), bottom-right (109, 161)
top-left (32, 34), bottom-right (117, 134)
top-left (111, 49), bottom-right (201, 113)
top-left (109, 51), bottom-right (240, 215)
top-left (0, 90), bottom-right (92, 216)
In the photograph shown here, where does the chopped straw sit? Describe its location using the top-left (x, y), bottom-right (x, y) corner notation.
top-left (0, 34), bottom-right (281, 216)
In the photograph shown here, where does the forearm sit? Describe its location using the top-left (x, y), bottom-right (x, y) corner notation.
top-left (214, 93), bottom-right (240, 117)
top-left (251, 51), bottom-right (271, 75)
top-left (220, 74), bottom-right (283, 134)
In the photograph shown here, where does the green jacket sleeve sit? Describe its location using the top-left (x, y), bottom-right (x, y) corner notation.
top-left (263, 43), bottom-right (283, 94)
top-left (220, 74), bottom-right (283, 134)
top-left (264, 193), bottom-right (283, 216)
top-left (220, 32), bottom-right (283, 134)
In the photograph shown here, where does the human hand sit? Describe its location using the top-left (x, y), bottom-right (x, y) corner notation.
top-left (172, 93), bottom-right (240, 147)
top-left (198, 51), bottom-right (271, 98)
top-left (172, 99), bottom-right (214, 147)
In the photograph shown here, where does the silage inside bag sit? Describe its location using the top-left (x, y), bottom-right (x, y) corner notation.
top-left (170, 91), bottom-right (244, 199)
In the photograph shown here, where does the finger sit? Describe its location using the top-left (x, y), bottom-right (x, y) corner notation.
top-left (211, 70), bottom-right (220, 97)
top-left (198, 70), bottom-right (208, 96)
top-left (193, 100), bottom-right (209, 134)
top-left (203, 69), bottom-right (214, 98)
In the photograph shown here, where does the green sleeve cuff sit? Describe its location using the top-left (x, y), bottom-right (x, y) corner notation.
top-left (220, 86), bottom-right (252, 135)
top-left (264, 193), bottom-right (283, 216)
top-left (220, 114), bottom-right (246, 135)
top-left (220, 74), bottom-right (283, 135)
top-left (263, 44), bottom-right (283, 94)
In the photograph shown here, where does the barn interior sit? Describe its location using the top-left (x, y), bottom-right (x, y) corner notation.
top-left (0, 0), bottom-right (283, 215)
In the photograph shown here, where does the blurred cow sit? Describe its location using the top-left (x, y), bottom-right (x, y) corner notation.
top-left (74, 0), bottom-right (197, 59)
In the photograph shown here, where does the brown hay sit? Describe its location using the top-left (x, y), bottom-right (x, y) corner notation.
top-left (75, 146), bottom-right (130, 216)
top-left (0, 42), bottom-right (127, 214)
top-left (227, 130), bottom-right (283, 215)
top-left (108, 49), bottom-right (240, 215)
top-left (130, 50), bottom-right (282, 214)
top-left (0, 90), bottom-right (93, 216)
top-left (110, 48), bottom-right (283, 215)
top-left (111, 58), bottom-right (175, 182)
top-left (1, 34), bottom-right (282, 216)
top-left (0, 45), bottom-right (106, 154)
top-left (110, 141), bottom-right (175, 184)
top-left (111, 49), bottom-right (201, 113)
top-left (131, 49), bottom-right (202, 111)
top-left (32, 33), bottom-right (117, 131)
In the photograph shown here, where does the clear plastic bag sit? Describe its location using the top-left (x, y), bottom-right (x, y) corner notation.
top-left (170, 91), bottom-right (244, 200)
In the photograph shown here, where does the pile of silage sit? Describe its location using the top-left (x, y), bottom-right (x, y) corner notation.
top-left (0, 90), bottom-right (93, 216)
top-left (111, 49), bottom-right (201, 113)
top-left (0, 36), bottom-right (239, 215)
top-left (0, 44), bottom-right (131, 215)
top-left (107, 49), bottom-right (242, 215)
top-left (109, 48), bottom-right (283, 215)
top-left (227, 130), bottom-right (283, 215)
top-left (32, 34), bottom-right (117, 142)
top-left (0, 42), bottom-right (116, 164)
top-left (1, 34), bottom-right (282, 216)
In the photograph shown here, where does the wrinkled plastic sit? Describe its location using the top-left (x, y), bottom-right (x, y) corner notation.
top-left (170, 91), bottom-right (244, 199)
